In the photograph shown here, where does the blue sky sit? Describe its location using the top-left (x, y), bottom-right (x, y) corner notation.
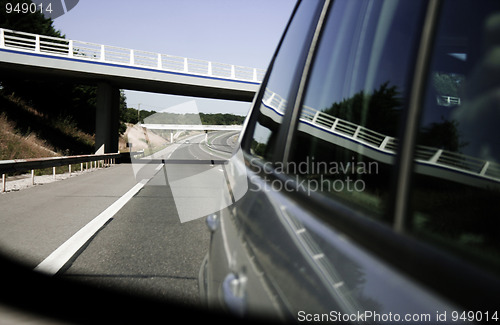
top-left (52, 0), bottom-right (296, 115)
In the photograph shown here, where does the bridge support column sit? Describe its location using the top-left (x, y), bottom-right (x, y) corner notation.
top-left (95, 82), bottom-right (119, 153)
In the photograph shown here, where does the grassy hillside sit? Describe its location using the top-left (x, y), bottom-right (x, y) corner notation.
top-left (0, 113), bottom-right (57, 160)
top-left (0, 93), bottom-right (95, 160)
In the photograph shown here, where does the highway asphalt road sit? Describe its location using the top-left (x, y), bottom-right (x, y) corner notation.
top-left (61, 131), bottom-right (238, 306)
top-left (0, 131), bottom-right (240, 317)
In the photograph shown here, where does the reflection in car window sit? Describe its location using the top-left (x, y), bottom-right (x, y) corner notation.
top-left (411, 0), bottom-right (500, 274)
top-left (288, 0), bottom-right (427, 221)
top-left (248, 1), bottom-right (323, 161)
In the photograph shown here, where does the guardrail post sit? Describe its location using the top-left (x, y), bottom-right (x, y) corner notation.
top-left (100, 45), bottom-right (105, 61)
top-left (312, 111), bottom-right (320, 124)
top-left (0, 29), bottom-right (4, 48)
top-left (68, 40), bottom-right (74, 57)
top-left (353, 126), bottom-right (361, 139)
top-left (35, 35), bottom-right (40, 53)
top-left (53, 167), bottom-right (56, 180)
top-left (69, 164), bottom-right (71, 175)
top-left (429, 149), bottom-right (443, 164)
top-left (264, 93), bottom-right (275, 107)
top-left (2, 174), bottom-right (6, 192)
top-left (331, 118), bottom-right (339, 131)
top-left (31, 170), bottom-right (35, 185)
top-left (380, 136), bottom-right (391, 150)
top-left (480, 161), bottom-right (490, 176)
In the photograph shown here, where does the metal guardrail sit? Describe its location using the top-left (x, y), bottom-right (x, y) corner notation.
top-left (437, 95), bottom-right (461, 107)
top-left (298, 102), bottom-right (500, 184)
top-left (0, 152), bottom-right (129, 192)
top-left (0, 28), bottom-right (266, 83)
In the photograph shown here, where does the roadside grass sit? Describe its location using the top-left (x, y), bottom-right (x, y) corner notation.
top-left (0, 93), bottom-right (95, 159)
top-left (0, 93), bottom-right (100, 178)
top-left (0, 112), bottom-right (57, 160)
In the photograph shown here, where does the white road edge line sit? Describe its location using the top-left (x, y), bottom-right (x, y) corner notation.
top-left (33, 178), bottom-right (150, 276)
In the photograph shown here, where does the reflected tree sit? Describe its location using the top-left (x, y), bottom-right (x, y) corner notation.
top-left (418, 118), bottom-right (465, 152)
top-left (324, 82), bottom-right (402, 136)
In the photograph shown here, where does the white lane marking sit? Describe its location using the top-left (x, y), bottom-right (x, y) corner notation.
top-left (34, 178), bottom-right (149, 275)
top-left (198, 133), bottom-right (232, 160)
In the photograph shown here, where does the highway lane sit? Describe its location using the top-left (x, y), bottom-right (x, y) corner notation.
top-left (0, 163), bottom-right (141, 268)
top-left (0, 130), bottom-right (239, 316)
top-left (58, 130), bottom-right (239, 306)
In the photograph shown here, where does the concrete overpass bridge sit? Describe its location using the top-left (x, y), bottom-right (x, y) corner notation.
top-left (0, 28), bottom-right (263, 152)
top-left (140, 124), bottom-right (242, 131)
top-left (140, 124), bottom-right (243, 144)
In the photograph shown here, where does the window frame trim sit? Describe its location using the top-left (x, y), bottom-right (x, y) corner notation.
top-left (241, 0), bottom-right (327, 164)
top-left (393, 0), bottom-right (442, 233)
top-left (281, 0), bottom-right (332, 165)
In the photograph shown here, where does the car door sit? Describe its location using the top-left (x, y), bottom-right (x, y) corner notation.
top-left (205, 0), bottom-right (500, 322)
top-left (235, 0), bottom-right (461, 320)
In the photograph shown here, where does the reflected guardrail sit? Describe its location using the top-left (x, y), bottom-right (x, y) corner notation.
top-left (0, 28), bottom-right (266, 83)
top-left (299, 103), bottom-right (500, 186)
top-left (261, 89), bottom-right (500, 187)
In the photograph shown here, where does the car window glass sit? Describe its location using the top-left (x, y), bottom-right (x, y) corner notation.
top-left (411, 0), bottom-right (500, 274)
top-left (287, 0), bottom-right (426, 222)
top-left (248, 1), bottom-right (323, 161)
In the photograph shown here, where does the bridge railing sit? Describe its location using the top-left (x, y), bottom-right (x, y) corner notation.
top-left (260, 89), bottom-right (500, 187)
top-left (0, 28), bottom-right (266, 83)
top-left (298, 103), bottom-right (500, 185)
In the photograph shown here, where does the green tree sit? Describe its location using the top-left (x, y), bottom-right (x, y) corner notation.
top-left (1, 2), bottom-right (129, 153)
top-left (433, 72), bottom-right (465, 97)
top-left (418, 119), bottom-right (464, 152)
top-left (324, 81), bottom-right (402, 136)
top-left (0, 0), bottom-right (63, 36)
top-left (118, 90), bottom-right (128, 134)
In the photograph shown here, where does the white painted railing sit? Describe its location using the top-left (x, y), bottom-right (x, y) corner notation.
top-left (262, 89), bottom-right (500, 185)
top-left (0, 28), bottom-right (266, 83)
top-left (300, 105), bottom-right (499, 184)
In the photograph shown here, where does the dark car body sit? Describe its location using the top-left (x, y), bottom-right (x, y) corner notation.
top-left (200, 0), bottom-right (500, 323)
